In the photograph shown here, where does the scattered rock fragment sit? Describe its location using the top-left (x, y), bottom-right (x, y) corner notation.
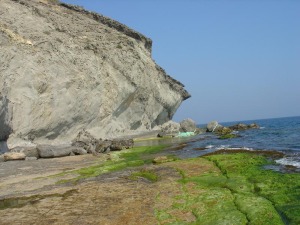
top-left (3, 152), bottom-right (26, 161)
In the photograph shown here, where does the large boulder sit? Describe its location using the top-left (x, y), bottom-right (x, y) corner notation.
top-left (180, 119), bottom-right (197, 132)
top-left (110, 139), bottom-right (134, 151)
top-left (207, 121), bottom-right (222, 132)
top-left (158, 121), bottom-right (181, 137)
top-left (1, 0), bottom-right (190, 148)
top-left (37, 145), bottom-right (75, 158)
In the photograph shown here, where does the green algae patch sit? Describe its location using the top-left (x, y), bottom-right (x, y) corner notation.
top-left (56, 145), bottom-right (168, 183)
top-left (205, 153), bottom-right (300, 225)
top-left (154, 154), bottom-right (300, 225)
top-left (218, 133), bottom-right (238, 139)
top-left (155, 158), bottom-right (248, 225)
top-left (130, 169), bottom-right (160, 182)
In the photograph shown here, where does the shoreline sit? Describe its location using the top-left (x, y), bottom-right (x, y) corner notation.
top-left (0, 141), bottom-right (299, 224)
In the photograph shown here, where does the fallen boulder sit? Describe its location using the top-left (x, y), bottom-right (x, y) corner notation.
top-left (158, 121), bottom-right (181, 137)
top-left (207, 121), bottom-right (222, 132)
top-left (11, 146), bottom-right (39, 158)
top-left (3, 152), bottom-right (26, 161)
top-left (37, 145), bottom-right (74, 158)
top-left (110, 139), bottom-right (134, 151)
top-left (180, 118), bottom-right (197, 132)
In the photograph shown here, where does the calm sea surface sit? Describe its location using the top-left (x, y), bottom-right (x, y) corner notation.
top-left (171, 116), bottom-right (300, 169)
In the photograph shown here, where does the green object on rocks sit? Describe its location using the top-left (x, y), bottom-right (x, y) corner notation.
top-left (177, 132), bottom-right (195, 137)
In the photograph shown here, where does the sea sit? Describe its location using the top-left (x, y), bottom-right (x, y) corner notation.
top-left (170, 116), bottom-right (300, 171)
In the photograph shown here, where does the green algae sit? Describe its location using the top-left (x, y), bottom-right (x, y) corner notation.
top-left (155, 159), bottom-right (249, 225)
top-left (155, 153), bottom-right (300, 225)
top-left (218, 133), bottom-right (238, 139)
top-left (57, 145), bottom-right (168, 183)
top-left (205, 153), bottom-right (300, 225)
top-left (130, 169), bottom-right (160, 182)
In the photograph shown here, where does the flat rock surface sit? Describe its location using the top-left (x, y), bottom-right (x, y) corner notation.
top-left (0, 154), bottom-right (182, 224)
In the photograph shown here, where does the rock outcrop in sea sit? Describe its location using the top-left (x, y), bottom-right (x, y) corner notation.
top-left (0, 0), bottom-right (190, 150)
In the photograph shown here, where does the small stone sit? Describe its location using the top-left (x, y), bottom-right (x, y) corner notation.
top-left (25, 157), bottom-right (37, 161)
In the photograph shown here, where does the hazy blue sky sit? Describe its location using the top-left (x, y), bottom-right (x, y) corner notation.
top-left (63, 0), bottom-right (300, 124)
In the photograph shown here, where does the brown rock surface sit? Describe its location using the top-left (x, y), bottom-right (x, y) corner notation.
top-left (0, 152), bottom-right (219, 224)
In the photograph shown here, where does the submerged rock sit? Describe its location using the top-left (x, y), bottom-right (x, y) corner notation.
top-left (0, 0), bottom-right (190, 148)
top-left (229, 123), bottom-right (260, 131)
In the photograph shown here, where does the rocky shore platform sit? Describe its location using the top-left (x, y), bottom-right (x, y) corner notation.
top-left (0, 139), bottom-right (299, 225)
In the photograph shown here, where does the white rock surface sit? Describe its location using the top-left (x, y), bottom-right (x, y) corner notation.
top-left (0, 0), bottom-right (190, 148)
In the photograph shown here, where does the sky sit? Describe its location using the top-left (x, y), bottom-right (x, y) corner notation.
top-left (62, 0), bottom-right (300, 124)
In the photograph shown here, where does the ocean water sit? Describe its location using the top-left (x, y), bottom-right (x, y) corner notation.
top-left (172, 116), bottom-right (300, 170)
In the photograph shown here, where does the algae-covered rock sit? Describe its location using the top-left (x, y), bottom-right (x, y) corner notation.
top-left (207, 121), bottom-right (222, 132)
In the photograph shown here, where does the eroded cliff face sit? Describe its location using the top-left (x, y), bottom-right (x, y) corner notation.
top-left (0, 0), bottom-right (190, 147)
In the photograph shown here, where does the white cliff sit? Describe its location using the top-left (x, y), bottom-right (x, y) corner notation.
top-left (0, 0), bottom-right (190, 149)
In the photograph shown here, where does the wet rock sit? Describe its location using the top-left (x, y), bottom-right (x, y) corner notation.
top-left (215, 127), bottom-right (232, 135)
top-left (229, 123), bottom-right (260, 131)
top-left (193, 147), bottom-right (207, 151)
top-left (180, 119), bottom-right (197, 132)
top-left (229, 123), bottom-right (248, 131)
top-left (37, 145), bottom-right (74, 158)
top-left (3, 152), bottom-right (26, 161)
top-left (248, 123), bottom-right (260, 129)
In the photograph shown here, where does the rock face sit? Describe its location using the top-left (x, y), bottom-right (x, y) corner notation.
top-left (0, 0), bottom-right (190, 148)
